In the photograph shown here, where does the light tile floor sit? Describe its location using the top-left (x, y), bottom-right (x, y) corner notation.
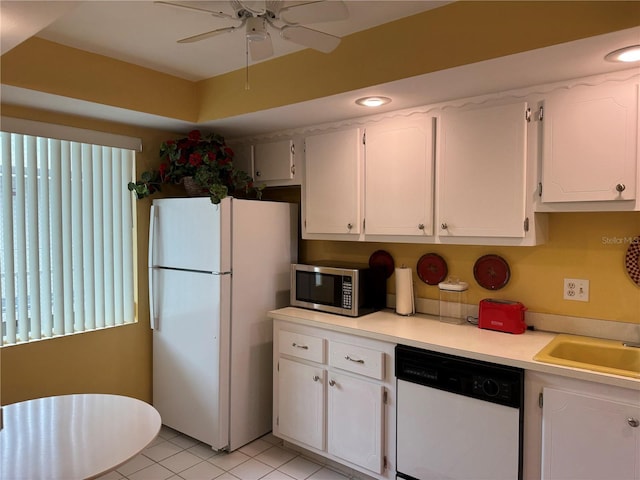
top-left (97, 426), bottom-right (351, 480)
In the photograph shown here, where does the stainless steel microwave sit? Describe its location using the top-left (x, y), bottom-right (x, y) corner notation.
top-left (290, 262), bottom-right (387, 317)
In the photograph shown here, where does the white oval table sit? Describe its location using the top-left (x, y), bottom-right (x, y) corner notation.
top-left (0, 393), bottom-right (161, 480)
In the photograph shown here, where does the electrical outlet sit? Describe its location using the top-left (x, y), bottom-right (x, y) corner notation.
top-left (564, 278), bottom-right (589, 302)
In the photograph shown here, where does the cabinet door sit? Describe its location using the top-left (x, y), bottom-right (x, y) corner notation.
top-left (277, 358), bottom-right (325, 451)
top-left (542, 387), bottom-right (640, 480)
top-left (304, 128), bottom-right (363, 235)
top-left (365, 116), bottom-right (435, 236)
top-left (327, 371), bottom-right (384, 474)
top-left (438, 101), bottom-right (528, 238)
top-left (542, 82), bottom-right (638, 203)
top-left (254, 139), bottom-right (295, 184)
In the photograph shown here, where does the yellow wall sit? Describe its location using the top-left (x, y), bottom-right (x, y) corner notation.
top-left (0, 104), bottom-right (175, 406)
top-left (1, 38), bottom-right (199, 122)
top-left (303, 212), bottom-right (640, 324)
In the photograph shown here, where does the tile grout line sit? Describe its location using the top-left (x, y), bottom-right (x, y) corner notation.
top-left (102, 426), bottom-right (352, 480)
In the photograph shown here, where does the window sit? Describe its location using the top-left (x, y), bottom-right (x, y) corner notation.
top-left (0, 120), bottom-right (139, 345)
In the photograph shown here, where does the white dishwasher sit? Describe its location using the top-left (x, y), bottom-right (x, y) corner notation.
top-left (396, 345), bottom-right (524, 480)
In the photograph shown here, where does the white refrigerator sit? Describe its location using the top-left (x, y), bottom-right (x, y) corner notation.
top-left (148, 197), bottom-right (297, 451)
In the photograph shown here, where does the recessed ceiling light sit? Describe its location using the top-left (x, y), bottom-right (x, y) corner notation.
top-left (355, 96), bottom-right (392, 107)
top-left (605, 45), bottom-right (640, 63)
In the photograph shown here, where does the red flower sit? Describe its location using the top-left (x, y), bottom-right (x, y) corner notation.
top-left (189, 153), bottom-right (203, 167)
top-left (188, 130), bottom-right (201, 141)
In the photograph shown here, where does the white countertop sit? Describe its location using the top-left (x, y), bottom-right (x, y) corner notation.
top-left (269, 307), bottom-right (640, 390)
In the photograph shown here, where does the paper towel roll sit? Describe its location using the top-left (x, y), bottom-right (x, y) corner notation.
top-left (395, 267), bottom-right (415, 316)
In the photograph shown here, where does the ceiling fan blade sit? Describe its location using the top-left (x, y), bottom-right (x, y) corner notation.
top-left (154, 1), bottom-right (235, 20)
top-left (249, 34), bottom-right (274, 61)
top-left (280, 0), bottom-right (348, 25)
top-left (178, 26), bottom-right (238, 44)
top-left (281, 25), bottom-right (340, 53)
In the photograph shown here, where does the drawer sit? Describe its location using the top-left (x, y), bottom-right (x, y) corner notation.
top-left (329, 341), bottom-right (385, 380)
top-left (279, 330), bottom-right (325, 363)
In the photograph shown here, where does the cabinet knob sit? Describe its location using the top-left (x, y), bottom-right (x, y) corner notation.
top-left (329, 380), bottom-right (336, 387)
top-left (616, 183), bottom-right (626, 193)
top-left (256, 170), bottom-right (261, 177)
top-left (313, 375), bottom-right (321, 382)
top-left (441, 223), bottom-right (448, 230)
top-left (347, 223), bottom-right (353, 230)
top-left (418, 224), bottom-right (425, 230)
top-left (628, 417), bottom-right (639, 427)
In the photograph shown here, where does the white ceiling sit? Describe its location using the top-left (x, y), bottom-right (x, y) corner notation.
top-left (1, 1), bottom-right (639, 139)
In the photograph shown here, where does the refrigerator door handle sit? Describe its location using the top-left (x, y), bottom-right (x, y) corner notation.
top-left (149, 268), bottom-right (158, 330)
top-left (149, 205), bottom-right (158, 330)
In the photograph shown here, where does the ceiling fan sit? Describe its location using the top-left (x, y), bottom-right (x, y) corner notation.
top-left (157, 1), bottom-right (349, 61)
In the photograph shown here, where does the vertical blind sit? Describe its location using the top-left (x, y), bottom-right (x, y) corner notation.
top-left (0, 131), bottom-right (136, 345)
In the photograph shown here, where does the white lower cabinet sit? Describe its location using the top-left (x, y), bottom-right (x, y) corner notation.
top-left (273, 319), bottom-right (396, 479)
top-left (541, 387), bottom-right (640, 480)
top-left (277, 358), bottom-right (325, 451)
top-left (327, 371), bottom-right (385, 473)
top-left (524, 371), bottom-right (640, 480)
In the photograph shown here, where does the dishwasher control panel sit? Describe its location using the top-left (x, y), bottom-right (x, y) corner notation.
top-left (395, 345), bottom-right (523, 408)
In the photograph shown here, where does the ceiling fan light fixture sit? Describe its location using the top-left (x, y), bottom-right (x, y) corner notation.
top-left (604, 45), bottom-right (640, 63)
top-left (246, 17), bottom-right (268, 41)
top-left (355, 96), bottom-right (392, 107)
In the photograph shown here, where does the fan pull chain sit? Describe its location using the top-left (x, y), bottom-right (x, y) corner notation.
top-left (245, 36), bottom-right (250, 90)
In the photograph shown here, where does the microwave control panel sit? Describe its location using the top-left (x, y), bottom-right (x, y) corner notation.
top-left (341, 276), bottom-right (353, 309)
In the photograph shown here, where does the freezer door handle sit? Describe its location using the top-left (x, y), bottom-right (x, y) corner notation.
top-left (148, 205), bottom-right (157, 267)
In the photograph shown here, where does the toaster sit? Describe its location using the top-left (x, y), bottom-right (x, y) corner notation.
top-left (478, 299), bottom-right (527, 334)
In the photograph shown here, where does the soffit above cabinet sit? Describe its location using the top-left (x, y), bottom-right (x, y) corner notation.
top-left (2, 26), bottom-right (639, 138)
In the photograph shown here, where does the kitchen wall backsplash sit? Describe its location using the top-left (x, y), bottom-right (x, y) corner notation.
top-left (300, 211), bottom-right (640, 324)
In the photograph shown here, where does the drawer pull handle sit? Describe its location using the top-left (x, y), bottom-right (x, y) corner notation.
top-left (313, 375), bottom-right (321, 382)
top-left (628, 417), bottom-right (639, 427)
top-left (292, 343), bottom-right (309, 350)
top-left (345, 355), bottom-right (364, 364)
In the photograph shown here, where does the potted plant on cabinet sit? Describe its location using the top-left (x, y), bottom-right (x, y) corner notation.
top-left (128, 130), bottom-right (262, 204)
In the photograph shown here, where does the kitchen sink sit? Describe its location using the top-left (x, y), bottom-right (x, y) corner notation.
top-left (534, 334), bottom-right (640, 379)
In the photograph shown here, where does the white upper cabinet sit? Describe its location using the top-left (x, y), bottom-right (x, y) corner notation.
top-left (303, 127), bottom-right (363, 238)
top-left (540, 79), bottom-right (638, 205)
top-left (253, 138), bottom-right (300, 186)
top-left (364, 115), bottom-right (435, 238)
top-left (437, 100), bottom-right (532, 241)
